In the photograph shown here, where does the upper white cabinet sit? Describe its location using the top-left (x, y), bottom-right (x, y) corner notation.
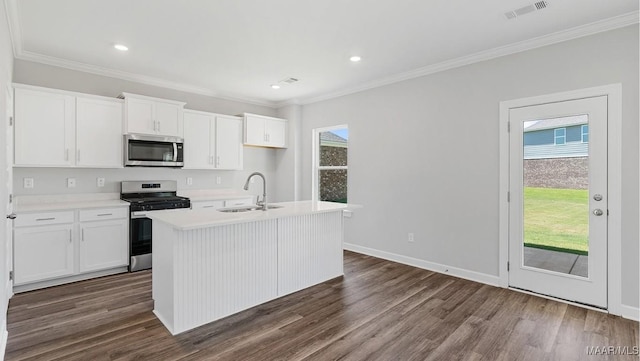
top-left (14, 87), bottom-right (75, 167)
top-left (14, 85), bottom-right (123, 168)
top-left (121, 93), bottom-right (185, 137)
top-left (183, 110), bottom-right (243, 170)
top-left (76, 97), bottom-right (123, 168)
top-left (243, 113), bottom-right (287, 148)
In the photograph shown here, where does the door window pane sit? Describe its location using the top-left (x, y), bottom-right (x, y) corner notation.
top-left (522, 116), bottom-right (589, 277)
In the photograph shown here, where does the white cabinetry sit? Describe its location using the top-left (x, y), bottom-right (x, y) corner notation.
top-left (243, 113), bottom-right (287, 148)
top-left (13, 211), bottom-right (74, 285)
top-left (191, 200), bottom-right (224, 210)
top-left (13, 207), bottom-right (129, 290)
top-left (76, 97), bottom-right (123, 167)
top-left (183, 110), bottom-right (243, 170)
top-left (121, 93), bottom-right (185, 137)
top-left (13, 85), bottom-right (123, 168)
top-left (79, 208), bottom-right (128, 273)
top-left (14, 87), bottom-right (75, 167)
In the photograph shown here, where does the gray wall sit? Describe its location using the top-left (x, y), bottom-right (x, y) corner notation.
top-left (300, 25), bottom-right (639, 308)
top-left (12, 60), bottom-right (282, 201)
top-left (0, 0), bottom-right (13, 346)
top-left (275, 104), bottom-right (302, 202)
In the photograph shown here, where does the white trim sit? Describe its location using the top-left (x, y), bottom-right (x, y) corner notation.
top-left (620, 305), bottom-right (640, 322)
top-left (509, 287), bottom-right (608, 314)
top-left (12, 267), bottom-right (128, 293)
top-left (5, 0), bottom-right (637, 109)
top-left (0, 327), bottom-right (6, 361)
top-left (344, 243), bottom-right (501, 287)
top-left (499, 83), bottom-right (623, 315)
top-left (295, 12), bottom-right (638, 106)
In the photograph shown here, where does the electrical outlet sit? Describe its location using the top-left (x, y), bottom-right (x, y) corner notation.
top-left (408, 233), bottom-right (414, 242)
top-left (67, 178), bottom-right (76, 188)
top-left (97, 177), bottom-right (105, 187)
top-left (250, 177), bottom-right (255, 184)
top-left (186, 177), bottom-right (193, 186)
top-left (23, 178), bottom-right (34, 189)
top-left (216, 176), bottom-right (222, 185)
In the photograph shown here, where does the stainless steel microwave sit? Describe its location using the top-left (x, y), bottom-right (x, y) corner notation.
top-left (124, 134), bottom-right (184, 167)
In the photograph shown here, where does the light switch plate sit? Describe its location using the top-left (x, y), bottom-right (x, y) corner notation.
top-left (23, 178), bottom-right (34, 189)
top-left (67, 178), bottom-right (76, 188)
top-left (97, 177), bottom-right (105, 187)
top-left (186, 177), bottom-right (193, 186)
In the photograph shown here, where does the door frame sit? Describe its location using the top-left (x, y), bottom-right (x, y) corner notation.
top-left (499, 84), bottom-right (622, 315)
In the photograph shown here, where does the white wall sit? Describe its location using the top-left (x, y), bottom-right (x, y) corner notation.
top-left (275, 104), bottom-right (302, 202)
top-left (300, 25), bottom-right (639, 309)
top-left (11, 60), bottom-right (282, 201)
top-left (0, 0), bottom-right (13, 355)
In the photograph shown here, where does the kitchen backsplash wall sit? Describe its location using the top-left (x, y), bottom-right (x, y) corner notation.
top-left (13, 147), bottom-right (277, 199)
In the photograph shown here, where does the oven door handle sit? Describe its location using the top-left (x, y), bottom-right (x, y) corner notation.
top-left (131, 211), bottom-right (149, 219)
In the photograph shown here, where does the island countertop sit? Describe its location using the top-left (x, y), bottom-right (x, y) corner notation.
top-left (146, 200), bottom-right (358, 230)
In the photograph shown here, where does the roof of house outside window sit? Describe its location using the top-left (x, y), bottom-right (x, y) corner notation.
top-left (524, 115), bottom-right (588, 132)
top-left (320, 132), bottom-right (348, 148)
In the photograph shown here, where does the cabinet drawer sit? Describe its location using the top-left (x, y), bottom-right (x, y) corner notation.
top-left (192, 201), bottom-right (224, 210)
top-left (79, 207), bottom-right (128, 222)
top-left (224, 198), bottom-right (254, 207)
top-left (15, 211), bottom-right (74, 227)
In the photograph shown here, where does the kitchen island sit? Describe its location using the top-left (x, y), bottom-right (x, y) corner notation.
top-left (148, 201), bottom-right (355, 335)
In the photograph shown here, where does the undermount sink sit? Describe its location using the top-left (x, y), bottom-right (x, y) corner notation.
top-left (218, 205), bottom-right (283, 213)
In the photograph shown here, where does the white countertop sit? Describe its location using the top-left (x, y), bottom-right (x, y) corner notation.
top-left (147, 201), bottom-right (359, 230)
top-left (14, 193), bottom-right (129, 213)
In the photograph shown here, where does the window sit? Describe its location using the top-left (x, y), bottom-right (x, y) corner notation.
top-left (312, 125), bottom-right (348, 203)
top-left (581, 124), bottom-right (589, 143)
top-left (554, 128), bottom-right (566, 145)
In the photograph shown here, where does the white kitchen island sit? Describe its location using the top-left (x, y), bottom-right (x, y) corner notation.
top-left (148, 201), bottom-right (355, 335)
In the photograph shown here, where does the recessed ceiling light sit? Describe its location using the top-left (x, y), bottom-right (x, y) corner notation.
top-left (114, 44), bottom-right (129, 51)
top-left (350, 56), bottom-right (361, 62)
top-left (271, 84), bottom-right (281, 89)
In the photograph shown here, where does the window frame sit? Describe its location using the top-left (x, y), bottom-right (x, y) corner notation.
top-left (311, 124), bottom-right (348, 202)
top-left (581, 124), bottom-right (589, 143)
top-left (554, 127), bottom-right (566, 145)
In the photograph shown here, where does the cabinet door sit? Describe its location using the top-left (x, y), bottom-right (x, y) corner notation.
top-left (244, 115), bottom-right (266, 146)
top-left (215, 116), bottom-right (243, 170)
top-left (265, 119), bottom-right (287, 148)
top-left (76, 97), bottom-right (123, 168)
top-left (125, 97), bottom-right (155, 134)
top-left (183, 111), bottom-right (214, 169)
top-left (79, 219), bottom-right (128, 273)
top-left (155, 101), bottom-right (182, 137)
top-left (14, 88), bottom-right (75, 166)
top-left (14, 224), bottom-right (74, 285)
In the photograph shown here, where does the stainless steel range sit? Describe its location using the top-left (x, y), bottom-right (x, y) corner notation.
top-left (121, 180), bottom-right (190, 272)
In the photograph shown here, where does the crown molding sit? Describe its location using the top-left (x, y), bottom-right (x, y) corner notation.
top-left (4, 0), bottom-right (20, 57)
top-left (14, 51), bottom-right (278, 108)
top-left (297, 11), bottom-right (640, 105)
top-left (5, 1), bottom-right (638, 109)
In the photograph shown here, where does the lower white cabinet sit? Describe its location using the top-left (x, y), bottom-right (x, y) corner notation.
top-left (191, 200), bottom-right (225, 210)
top-left (79, 219), bottom-right (128, 273)
top-left (14, 223), bottom-right (74, 285)
top-left (13, 207), bottom-right (129, 289)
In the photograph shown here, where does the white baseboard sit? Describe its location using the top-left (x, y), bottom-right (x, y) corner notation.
top-left (0, 326), bottom-right (7, 361)
top-left (620, 304), bottom-right (640, 322)
top-left (343, 243), bottom-right (501, 287)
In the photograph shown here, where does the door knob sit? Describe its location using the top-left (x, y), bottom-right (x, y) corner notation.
top-left (6, 213), bottom-right (16, 220)
top-left (593, 209), bottom-right (604, 216)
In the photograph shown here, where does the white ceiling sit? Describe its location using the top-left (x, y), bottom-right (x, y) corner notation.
top-left (6, 0), bottom-right (639, 107)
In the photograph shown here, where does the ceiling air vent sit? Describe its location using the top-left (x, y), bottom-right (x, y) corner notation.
top-left (280, 77), bottom-right (299, 84)
top-left (504, 1), bottom-right (549, 20)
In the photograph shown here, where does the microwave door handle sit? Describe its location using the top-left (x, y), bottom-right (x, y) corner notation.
top-left (173, 143), bottom-right (178, 161)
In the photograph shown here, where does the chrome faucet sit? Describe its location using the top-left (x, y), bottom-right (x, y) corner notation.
top-left (243, 172), bottom-right (267, 211)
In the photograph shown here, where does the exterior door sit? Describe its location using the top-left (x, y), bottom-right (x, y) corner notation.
top-left (508, 96), bottom-right (608, 308)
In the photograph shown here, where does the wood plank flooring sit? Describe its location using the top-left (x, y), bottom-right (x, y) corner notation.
top-left (6, 251), bottom-right (639, 360)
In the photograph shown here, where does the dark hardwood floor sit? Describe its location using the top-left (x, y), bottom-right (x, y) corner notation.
top-left (6, 251), bottom-right (639, 361)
